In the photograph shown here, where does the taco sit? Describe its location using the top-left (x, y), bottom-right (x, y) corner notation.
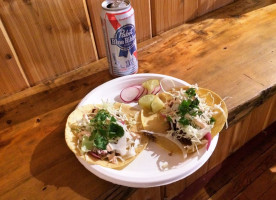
top-left (65, 102), bottom-right (148, 169)
top-left (140, 86), bottom-right (228, 158)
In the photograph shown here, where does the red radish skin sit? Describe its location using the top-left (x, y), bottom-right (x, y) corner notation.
top-left (120, 86), bottom-right (140, 103)
top-left (204, 132), bottom-right (212, 150)
top-left (133, 85), bottom-right (145, 100)
top-left (120, 83), bottom-right (155, 103)
top-left (151, 85), bottom-right (161, 95)
top-left (134, 88), bottom-right (148, 101)
top-left (90, 152), bottom-right (101, 159)
top-left (140, 88), bottom-right (148, 98)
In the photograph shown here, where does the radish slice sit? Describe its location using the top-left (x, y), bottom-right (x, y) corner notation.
top-left (160, 78), bottom-right (176, 92)
top-left (141, 88), bottom-right (148, 97)
top-left (120, 86), bottom-right (140, 103)
top-left (134, 88), bottom-right (148, 101)
top-left (151, 85), bottom-right (161, 95)
top-left (133, 85), bottom-right (145, 100)
top-left (90, 152), bottom-right (100, 159)
top-left (204, 132), bottom-right (212, 150)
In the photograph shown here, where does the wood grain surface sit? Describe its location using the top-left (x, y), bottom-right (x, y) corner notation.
top-left (0, 0), bottom-right (97, 85)
top-left (131, 0), bottom-right (152, 43)
top-left (213, 0), bottom-right (234, 10)
top-left (0, 19), bottom-right (29, 96)
top-left (184, 0), bottom-right (199, 22)
top-left (151, 0), bottom-right (185, 36)
top-left (198, 0), bottom-right (215, 16)
top-left (86, 0), bottom-right (106, 58)
top-left (0, 0), bottom-right (234, 96)
top-left (151, 0), bottom-right (235, 35)
top-left (0, 0), bottom-right (276, 199)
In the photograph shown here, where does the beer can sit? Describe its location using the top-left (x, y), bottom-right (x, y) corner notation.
top-left (101, 0), bottom-right (138, 77)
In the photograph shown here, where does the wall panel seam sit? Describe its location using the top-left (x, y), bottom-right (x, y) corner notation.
top-left (83, 0), bottom-right (99, 60)
top-left (150, 0), bottom-right (157, 37)
top-left (262, 96), bottom-right (275, 129)
top-left (0, 18), bottom-right (30, 87)
top-left (148, 0), bottom-right (153, 39)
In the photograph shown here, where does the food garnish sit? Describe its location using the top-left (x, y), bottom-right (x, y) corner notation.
top-left (140, 83), bottom-right (228, 158)
top-left (120, 79), bottom-right (161, 103)
top-left (65, 103), bottom-right (148, 169)
top-left (138, 94), bottom-right (156, 110)
top-left (138, 94), bottom-right (165, 113)
top-left (142, 79), bottom-right (160, 94)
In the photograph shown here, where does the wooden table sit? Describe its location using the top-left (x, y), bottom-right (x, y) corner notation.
top-left (0, 0), bottom-right (276, 199)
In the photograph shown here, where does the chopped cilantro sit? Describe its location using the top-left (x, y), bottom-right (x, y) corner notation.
top-left (110, 116), bottom-right (116, 123)
top-left (178, 98), bottom-right (200, 116)
top-left (185, 88), bottom-right (196, 97)
top-left (91, 109), bottom-right (109, 124)
top-left (177, 89), bottom-right (203, 127)
top-left (167, 116), bottom-right (172, 122)
top-left (109, 123), bottom-right (124, 138)
top-left (190, 110), bottom-right (203, 116)
top-left (190, 98), bottom-right (199, 108)
top-left (179, 99), bottom-right (192, 115)
top-left (197, 111), bottom-right (203, 115)
top-left (210, 117), bottom-right (216, 124)
top-left (94, 133), bottom-right (108, 150)
top-left (179, 117), bottom-right (190, 126)
top-left (84, 109), bottom-right (125, 150)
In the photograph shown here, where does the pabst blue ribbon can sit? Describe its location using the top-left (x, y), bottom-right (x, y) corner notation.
top-left (101, 0), bottom-right (138, 76)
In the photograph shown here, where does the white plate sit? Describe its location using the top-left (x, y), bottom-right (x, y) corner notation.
top-left (76, 73), bottom-right (219, 188)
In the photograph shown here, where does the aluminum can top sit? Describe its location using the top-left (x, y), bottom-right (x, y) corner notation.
top-left (102, 0), bottom-right (130, 11)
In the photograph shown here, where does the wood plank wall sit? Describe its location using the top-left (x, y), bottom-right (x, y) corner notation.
top-left (0, 0), bottom-right (234, 98)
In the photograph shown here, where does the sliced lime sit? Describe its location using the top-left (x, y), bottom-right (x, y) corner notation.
top-left (151, 96), bottom-right (165, 113)
top-left (138, 94), bottom-right (156, 110)
top-left (142, 79), bottom-right (160, 94)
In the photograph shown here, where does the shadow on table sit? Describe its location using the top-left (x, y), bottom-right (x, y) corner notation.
top-left (29, 119), bottom-right (116, 200)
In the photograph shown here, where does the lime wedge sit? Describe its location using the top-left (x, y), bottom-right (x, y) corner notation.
top-left (151, 96), bottom-right (165, 113)
top-left (142, 79), bottom-right (160, 94)
top-left (138, 94), bottom-right (156, 110)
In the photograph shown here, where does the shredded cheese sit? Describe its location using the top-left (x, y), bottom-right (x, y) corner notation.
top-left (71, 102), bottom-right (141, 163)
top-left (158, 85), bottom-right (225, 156)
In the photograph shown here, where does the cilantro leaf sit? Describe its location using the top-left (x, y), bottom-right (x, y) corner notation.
top-left (210, 117), bottom-right (216, 124)
top-left (190, 98), bottom-right (199, 109)
top-left (110, 116), bottom-right (116, 123)
top-left (179, 117), bottom-right (190, 126)
top-left (109, 123), bottom-right (124, 138)
top-left (167, 116), bottom-right (172, 122)
top-left (185, 88), bottom-right (196, 97)
top-left (94, 133), bottom-right (108, 150)
top-left (99, 129), bottom-right (107, 137)
top-left (197, 110), bottom-right (203, 115)
top-left (86, 109), bottom-right (125, 150)
top-left (178, 98), bottom-right (200, 117)
top-left (179, 99), bottom-right (192, 115)
top-left (91, 109), bottom-right (109, 124)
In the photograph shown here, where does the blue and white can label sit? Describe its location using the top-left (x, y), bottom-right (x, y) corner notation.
top-left (101, 1), bottom-right (138, 77)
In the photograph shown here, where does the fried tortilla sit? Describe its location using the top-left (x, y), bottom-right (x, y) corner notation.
top-left (140, 86), bottom-right (228, 155)
top-left (65, 103), bottom-right (148, 169)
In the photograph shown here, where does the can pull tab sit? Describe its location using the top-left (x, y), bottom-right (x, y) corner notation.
top-left (107, 0), bottom-right (127, 8)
